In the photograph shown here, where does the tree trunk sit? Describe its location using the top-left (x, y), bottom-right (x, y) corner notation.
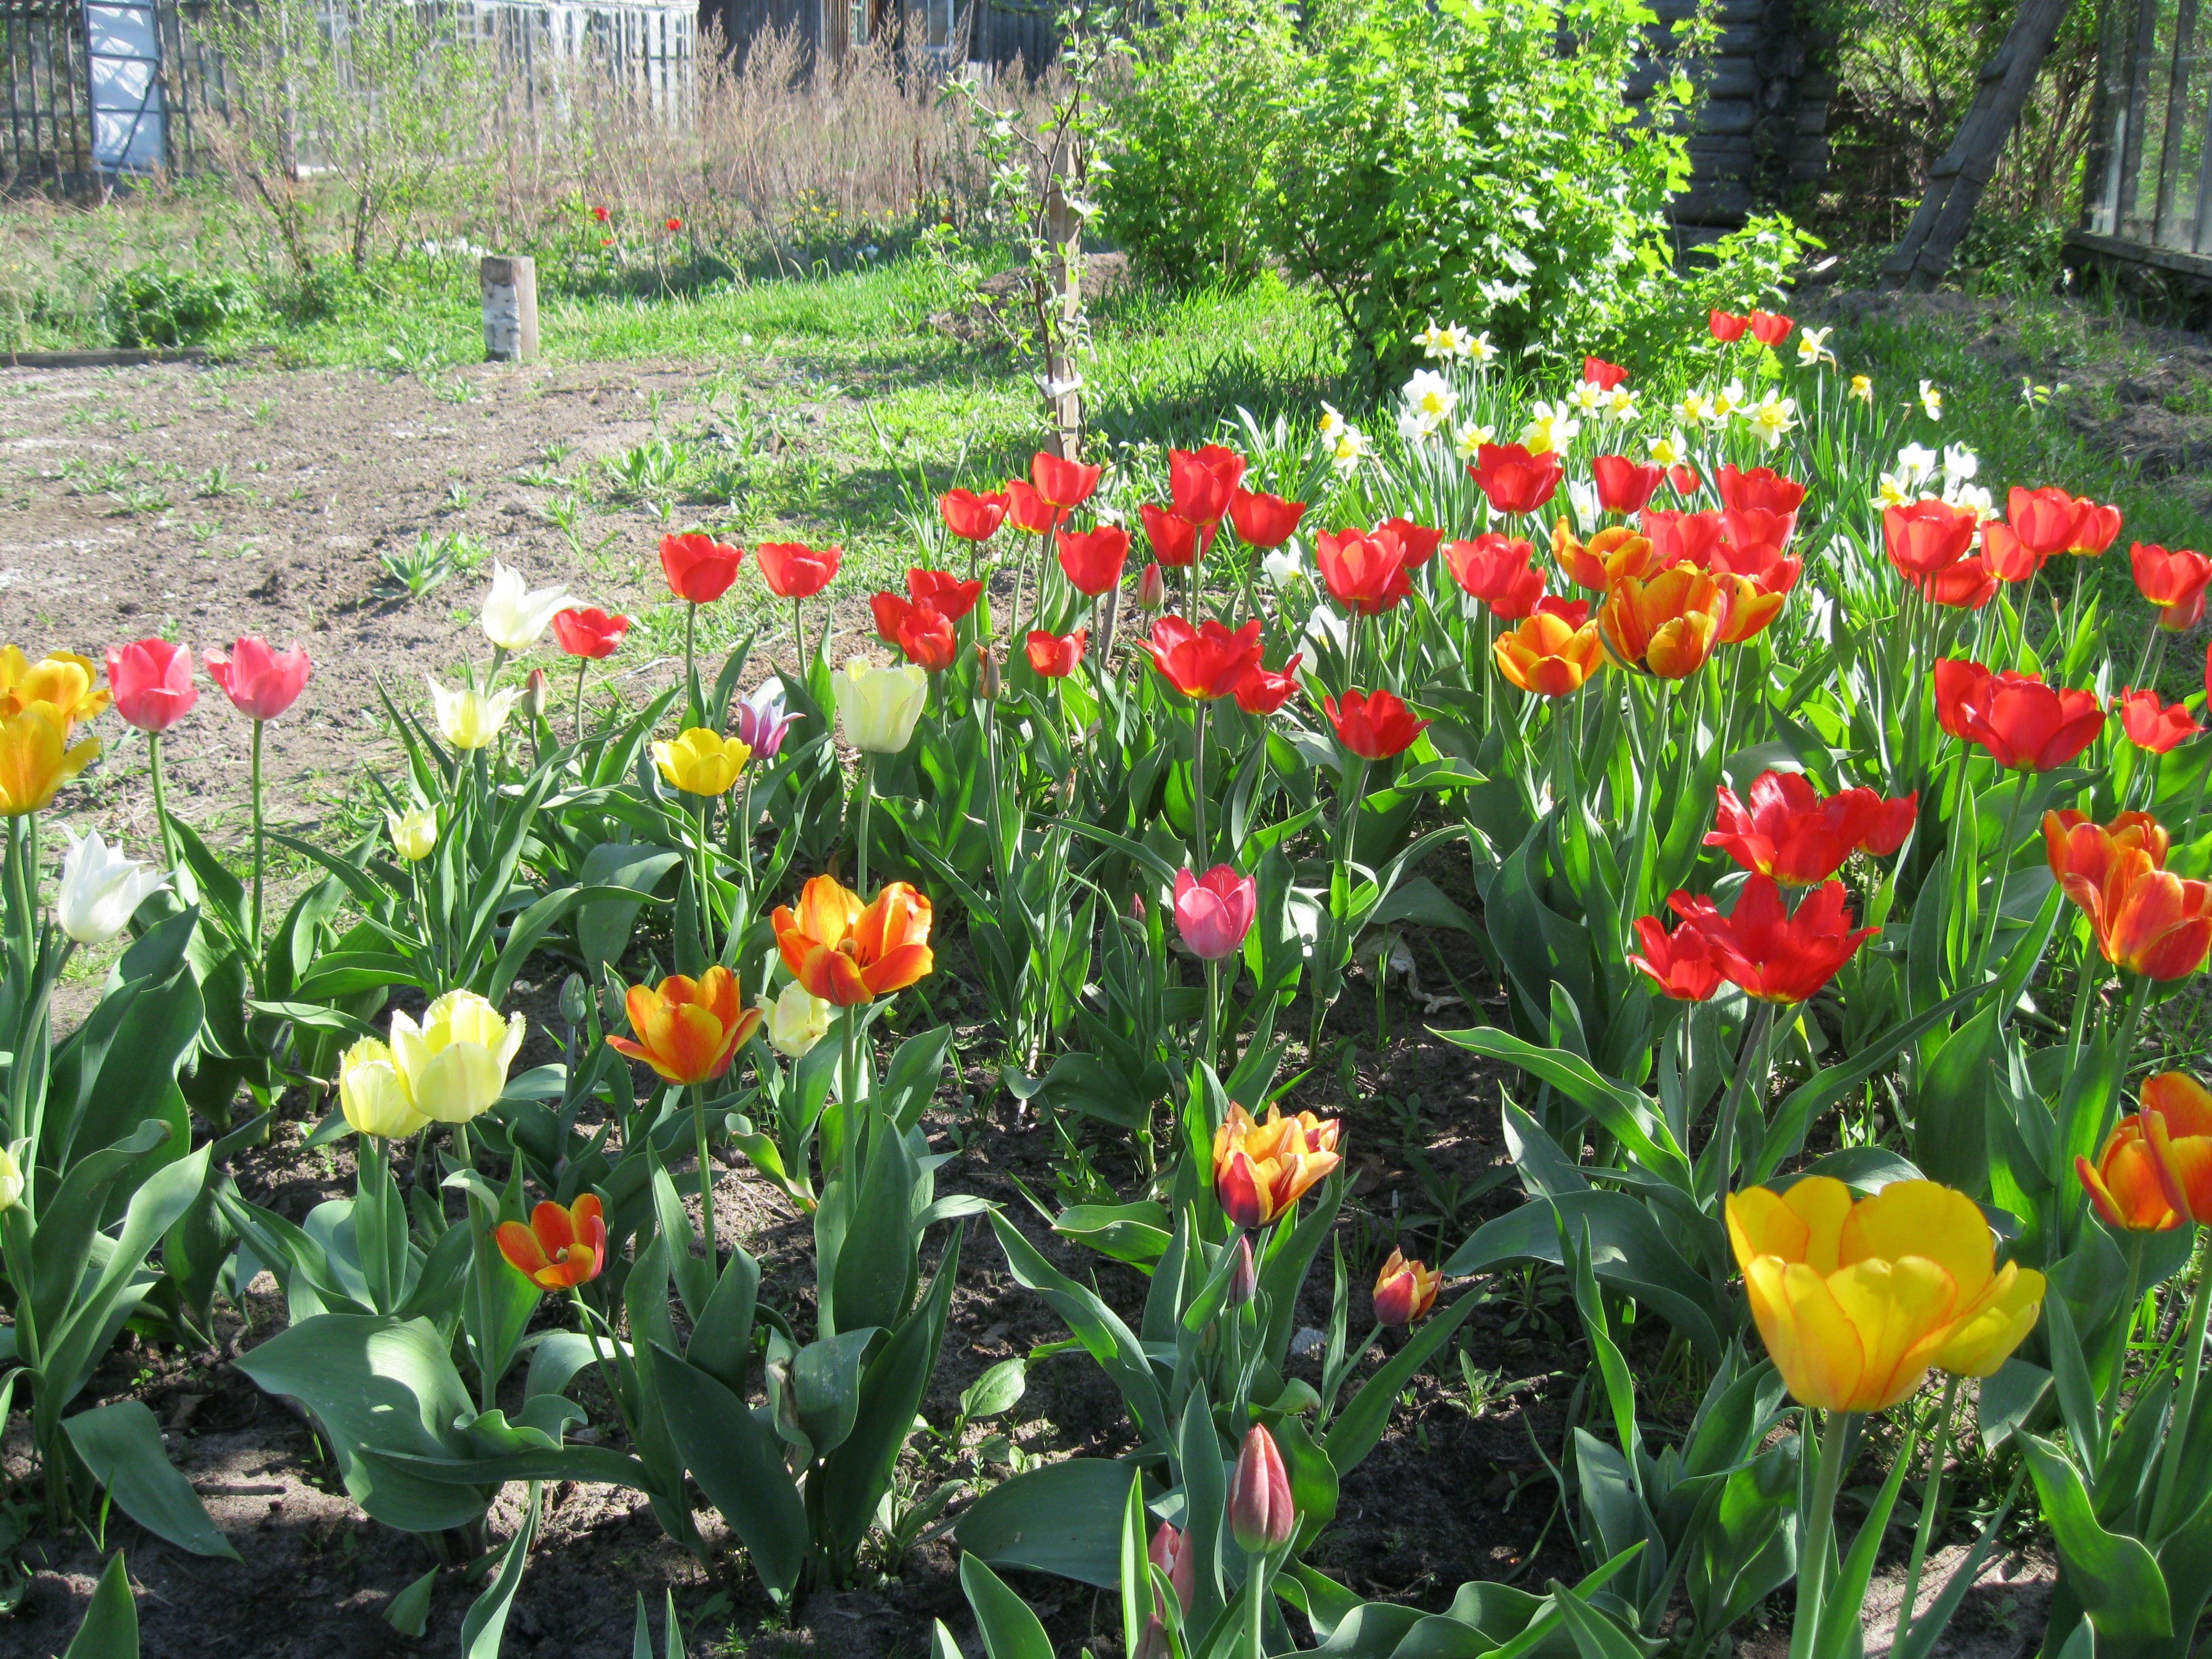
top-left (1880, 0), bottom-right (2077, 290)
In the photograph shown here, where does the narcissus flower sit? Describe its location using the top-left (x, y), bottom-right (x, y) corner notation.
top-left (1593, 455), bottom-right (1663, 516)
top-left (1229, 1425), bottom-right (1296, 1553)
top-left (106, 638), bottom-right (196, 732)
top-left (479, 560), bottom-right (573, 651)
top-left (206, 637), bottom-right (310, 721)
top-left (2117, 687), bottom-right (2202, 753)
top-left (1025, 629), bottom-right (1087, 677)
top-left (1371, 1250), bottom-right (1441, 1326)
top-left (1728, 1177), bottom-right (2046, 1409)
top-left (1030, 450), bottom-right (1103, 511)
top-left (2131, 542), bottom-right (2212, 630)
top-left (653, 726), bottom-right (750, 794)
top-left (1322, 687), bottom-right (1429, 760)
top-left (1173, 865), bottom-right (1256, 961)
top-left (1629, 912), bottom-right (1723, 1000)
top-left (1597, 567), bottom-right (1731, 679)
top-left (1233, 653), bottom-right (1303, 714)
top-left (0, 1142), bottom-right (20, 1212)
top-left (1707, 771), bottom-right (1917, 886)
top-left (772, 874), bottom-right (935, 1005)
top-left (427, 679), bottom-right (522, 751)
top-left (833, 659), bottom-right (927, 753)
top-left (1213, 1102), bottom-right (1340, 1228)
top-left (1469, 443), bottom-right (1565, 515)
top-left (551, 607), bottom-right (631, 659)
top-left (1144, 617), bottom-right (1265, 700)
top-left (0, 706), bottom-right (97, 816)
top-left (758, 541), bottom-right (842, 600)
top-left (2141, 1071), bottom-right (2212, 1224)
top-left (2078, 1110), bottom-right (2186, 1231)
top-left (659, 532), bottom-right (743, 603)
top-left (1057, 525), bottom-right (1131, 596)
top-left (1669, 875), bottom-right (1874, 1004)
top-left (940, 488), bottom-right (1009, 542)
top-left (1939, 665), bottom-right (2106, 771)
top-left (496, 1194), bottom-right (608, 1290)
top-left (1229, 488), bottom-right (1307, 550)
top-left (608, 965), bottom-right (760, 1084)
top-left (1495, 612), bottom-right (1605, 697)
top-left (1316, 528), bottom-right (1412, 615)
top-left (1884, 499), bottom-right (1979, 580)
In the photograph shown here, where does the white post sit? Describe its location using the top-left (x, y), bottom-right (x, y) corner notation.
top-left (480, 254), bottom-right (539, 363)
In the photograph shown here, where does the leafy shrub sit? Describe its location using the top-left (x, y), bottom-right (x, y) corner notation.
top-left (1093, 0), bottom-right (1301, 292)
top-left (99, 263), bottom-right (257, 348)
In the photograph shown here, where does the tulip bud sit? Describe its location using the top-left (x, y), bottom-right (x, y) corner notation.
top-left (1148, 1521), bottom-right (1195, 1620)
top-left (523, 666), bottom-right (548, 721)
top-left (559, 972), bottom-right (590, 1027)
top-left (1371, 1249), bottom-right (1440, 1327)
top-left (0, 1139), bottom-right (23, 1211)
top-left (977, 645), bottom-right (1001, 701)
top-left (1228, 1424), bottom-right (1295, 1554)
top-left (1136, 560), bottom-right (1167, 611)
top-left (1226, 1235), bottom-right (1256, 1308)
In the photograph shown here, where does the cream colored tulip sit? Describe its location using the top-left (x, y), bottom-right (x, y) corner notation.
top-left (338, 1038), bottom-right (427, 1139)
top-left (479, 560), bottom-right (573, 652)
top-left (769, 979), bottom-right (832, 1058)
top-left (832, 658), bottom-right (927, 754)
top-left (427, 679), bottom-right (522, 752)
top-left (386, 806), bottom-right (437, 863)
top-left (0, 1139), bottom-right (24, 1211)
top-left (388, 990), bottom-right (525, 1124)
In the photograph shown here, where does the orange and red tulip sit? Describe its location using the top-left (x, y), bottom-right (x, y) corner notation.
top-left (2143, 1071), bottom-right (2212, 1224)
top-left (1371, 1250), bottom-right (1441, 1326)
top-left (1213, 1103), bottom-right (1341, 1228)
top-left (1494, 611), bottom-right (1605, 697)
top-left (608, 967), bottom-right (761, 1086)
top-left (1597, 566), bottom-right (1731, 679)
top-left (771, 874), bottom-right (936, 1006)
top-left (495, 1194), bottom-right (608, 1289)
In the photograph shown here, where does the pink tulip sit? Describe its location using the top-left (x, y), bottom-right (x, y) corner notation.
top-left (1173, 865), bottom-right (1256, 961)
top-left (106, 638), bottom-right (197, 733)
top-left (205, 637), bottom-right (311, 721)
top-left (1228, 1424), bottom-right (1295, 1553)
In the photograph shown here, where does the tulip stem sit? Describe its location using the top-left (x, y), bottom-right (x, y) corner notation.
top-left (694, 797), bottom-right (716, 965)
top-left (857, 753), bottom-right (874, 898)
top-left (2148, 1234), bottom-right (2212, 1541)
top-left (1203, 957), bottom-right (1222, 1079)
top-left (145, 731), bottom-right (180, 873)
top-left (1793, 1408), bottom-right (1854, 1659)
top-left (1244, 1547), bottom-right (1269, 1659)
top-left (572, 658), bottom-right (589, 745)
top-left (792, 599), bottom-right (808, 680)
top-left (1895, 1373), bottom-right (1961, 1650)
top-left (1192, 702), bottom-right (1210, 868)
top-left (249, 717), bottom-right (266, 951)
top-left (693, 1082), bottom-right (717, 1270)
top-left (1973, 774), bottom-right (2029, 993)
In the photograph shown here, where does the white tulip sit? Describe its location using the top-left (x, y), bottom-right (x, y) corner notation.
top-left (769, 980), bottom-right (832, 1058)
top-left (479, 560), bottom-right (573, 652)
top-left (55, 828), bottom-right (171, 945)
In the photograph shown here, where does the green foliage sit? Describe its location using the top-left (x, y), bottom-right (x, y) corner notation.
top-left (98, 263), bottom-right (256, 348)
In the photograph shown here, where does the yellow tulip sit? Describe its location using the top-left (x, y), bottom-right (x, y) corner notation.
top-left (338, 1038), bottom-right (428, 1139)
top-left (0, 705), bottom-right (99, 816)
top-left (0, 645), bottom-right (109, 728)
top-left (426, 678), bottom-right (521, 752)
top-left (653, 727), bottom-right (751, 796)
top-left (387, 807), bottom-right (438, 863)
top-left (1726, 1176), bottom-right (2044, 1412)
top-left (387, 990), bottom-right (525, 1124)
top-left (0, 1138), bottom-right (23, 1210)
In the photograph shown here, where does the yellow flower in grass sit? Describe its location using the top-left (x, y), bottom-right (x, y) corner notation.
top-left (0, 705), bottom-right (99, 816)
top-left (1727, 1177), bottom-right (2044, 1411)
top-left (0, 646), bottom-right (109, 728)
top-left (653, 727), bottom-right (750, 795)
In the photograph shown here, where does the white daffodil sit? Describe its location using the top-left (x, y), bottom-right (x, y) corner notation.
top-left (1453, 421), bottom-right (1496, 461)
top-left (1676, 389), bottom-right (1713, 427)
top-left (1875, 473), bottom-right (1913, 508)
top-left (1919, 378), bottom-right (1944, 420)
top-left (1711, 380), bottom-right (1749, 422)
top-left (1849, 374), bottom-right (1874, 403)
top-left (1942, 443), bottom-right (1979, 485)
top-left (1402, 369), bottom-right (1458, 423)
top-left (1262, 547), bottom-right (1308, 591)
top-left (1896, 442), bottom-right (1939, 487)
top-left (1521, 399), bottom-right (1580, 455)
top-left (1648, 429), bottom-right (1690, 468)
top-left (54, 827), bottom-right (171, 946)
top-left (1796, 326), bottom-right (1836, 368)
top-left (1396, 409), bottom-right (1441, 445)
top-left (1948, 481), bottom-right (1994, 518)
top-left (1303, 604), bottom-right (1349, 659)
top-left (1746, 392), bottom-right (1798, 450)
top-left (1468, 331), bottom-right (1498, 366)
top-left (1567, 478), bottom-right (1600, 524)
top-left (1604, 388), bottom-right (1639, 424)
top-left (1327, 424), bottom-right (1374, 476)
top-left (1568, 380), bottom-right (1605, 416)
top-left (1317, 401), bottom-right (1348, 441)
top-left (478, 560), bottom-right (573, 653)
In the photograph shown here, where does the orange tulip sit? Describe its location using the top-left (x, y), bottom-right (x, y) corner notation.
top-left (1371, 1250), bottom-right (1440, 1326)
top-left (1597, 567), bottom-right (1731, 679)
top-left (2142, 1071), bottom-right (2212, 1224)
top-left (771, 874), bottom-right (935, 1006)
top-left (608, 966), bottom-right (761, 1085)
top-left (1714, 571), bottom-right (1791, 644)
top-left (2045, 809), bottom-right (2212, 979)
top-left (2043, 808), bottom-right (2169, 887)
top-left (495, 1194), bottom-right (608, 1288)
top-left (1213, 1103), bottom-right (1341, 1228)
top-left (1553, 520), bottom-right (1660, 591)
top-left (1495, 611), bottom-right (1605, 696)
top-left (2078, 1115), bottom-right (2183, 1231)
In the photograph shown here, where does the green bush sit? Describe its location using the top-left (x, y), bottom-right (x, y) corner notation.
top-left (99, 263), bottom-right (258, 348)
top-left (1093, 0), bottom-right (1300, 292)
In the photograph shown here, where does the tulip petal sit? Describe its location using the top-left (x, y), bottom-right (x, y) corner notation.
top-left (1746, 1257), bottom-right (1865, 1412)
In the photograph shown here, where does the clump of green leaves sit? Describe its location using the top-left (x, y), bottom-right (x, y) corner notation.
top-left (100, 263), bottom-right (257, 348)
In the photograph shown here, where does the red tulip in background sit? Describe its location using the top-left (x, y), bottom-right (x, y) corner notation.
top-left (2009, 486), bottom-right (2086, 559)
top-left (107, 638), bottom-right (197, 732)
top-left (1629, 913), bottom-right (1724, 1001)
top-left (1594, 455), bottom-right (1664, 516)
top-left (1233, 652), bottom-right (1303, 714)
top-left (1057, 525), bottom-right (1131, 596)
top-left (1936, 659), bottom-right (2106, 770)
top-left (660, 531), bottom-right (743, 603)
top-left (2072, 498), bottom-right (2124, 555)
top-left (1031, 450), bottom-right (1103, 512)
top-left (1707, 770), bottom-right (1918, 886)
top-left (551, 607), bottom-right (631, 660)
top-left (939, 488), bottom-right (1009, 542)
top-left (1641, 508), bottom-right (1725, 571)
top-left (1669, 875), bottom-right (1876, 1004)
top-left (1717, 463), bottom-right (1807, 525)
top-left (1144, 616), bottom-right (1265, 700)
top-left (870, 593), bottom-right (959, 672)
top-left (1981, 521), bottom-right (2043, 583)
top-left (1709, 310), bottom-right (1750, 342)
top-left (1883, 499), bottom-right (1979, 581)
top-left (1025, 629), bottom-right (1087, 677)
top-left (1445, 535), bottom-right (1547, 618)
top-left (1470, 444), bottom-right (1565, 516)
top-left (1316, 528), bottom-right (1412, 615)
top-left (1746, 310), bottom-right (1793, 346)
top-left (1004, 478), bottom-right (1059, 535)
top-left (1136, 561), bottom-right (1167, 611)
top-left (1583, 356), bottom-right (1629, 390)
top-left (757, 541), bottom-right (841, 600)
top-left (1170, 445), bottom-right (1245, 526)
top-left (206, 637), bottom-right (311, 721)
top-left (1377, 517), bottom-right (1443, 567)
top-left (1926, 556), bottom-right (2000, 611)
top-left (1173, 864), bottom-right (1257, 960)
top-left (2118, 687), bottom-right (2203, 753)
top-left (906, 567), bottom-right (983, 622)
top-left (1322, 687), bottom-right (1429, 760)
top-left (1141, 503), bottom-right (1205, 568)
top-left (1669, 464), bottom-right (1701, 496)
top-left (1538, 595), bottom-right (1592, 627)
top-left (1229, 487), bottom-right (1307, 549)
top-left (2132, 542), bottom-right (2212, 631)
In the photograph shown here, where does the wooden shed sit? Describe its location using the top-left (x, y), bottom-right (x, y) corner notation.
top-left (2072, 0), bottom-right (2212, 286)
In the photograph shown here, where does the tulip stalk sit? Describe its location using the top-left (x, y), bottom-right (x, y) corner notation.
top-left (248, 717), bottom-right (267, 948)
top-left (1791, 1408), bottom-right (1855, 1659)
top-left (145, 731), bottom-right (180, 870)
top-left (692, 1081), bottom-right (718, 1267)
top-left (856, 754), bottom-right (875, 898)
top-left (2147, 1238), bottom-right (2212, 1540)
top-left (1190, 703), bottom-right (1211, 868)
top-left (1893, 1373), bottom-right (1961, 1650)
top-left (571, 656), bottom-right (590, 744)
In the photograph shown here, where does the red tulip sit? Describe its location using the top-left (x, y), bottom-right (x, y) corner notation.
top-left (2072, 499), bottom-right (2124, 555)
top-left (1057, 525), bottom-right (1131, 597)
top-left (665, 216), bottom-right (682, 232)
top-left (1537, 594), bottom-right (1590, 627)
top-left (907, 567), bottom-right (983, 622)
top-left (1709, 310), bottom-right (1751, 343)
top-left (1147, 1522), bottom-right (1196, 1621)
top-left (1582, 356), bottom-right (1629, 390)
top-left (1445, 534), bottom-right (1547, 618)
top-left (2132, 544), bottom-right (2212, 632)
top-left (1629, 913), bottom-right (1723, 1001)
top-left (2118, 687), bottom-right (2202, 753)
top-left (1981, 521), bottom-right (2043, 583)
top-left (1746, 310), bottom-right (1793, 346)
top-left (1228, 1425), bottom-right (1296, 1553)
top-left (1136, 561), bottom-right (1167, 611)
top-left (1173, 864), bottom-right (1256, 960)
top-left (940, 487), bottom-right (1009, 542)
top-left (1593, 455), bottom-right (1663, 516)
top-left (1925, 556), bottom-right (1999, 611)
top-left (1717, 464), bottom-right (1806, 524)
top-left (1670, 875), bottom-right (1875, 1004)
top-left (1933, 656), bottom-right (1995, 739)
top-left (1141, 503), bottom-right (1205, 568)
top-left (1144, 616), bottom-right (1265, 700)
top-left (1322, 687), bottom-right (1428, 760)
top-left (1004, 478), bottom-right (1059, 535)
top-left (206, 637), bottom-right (310, 721)
top-left (1884, 499), bottom-right (1978, 580)
top-left (1940, 662), bottom-right (2106, 771)
top-left (1641, 508), bottom-right (1724, 571)
top-left (1316, 528), bottom-right (1412, 615)
top-left (551, 607), bottom-right (631, 659)
top-left (660, 532), bottom-right (743, 603)
top-left (2007, 487), bottom-right (2085, 559)
top-left (106, 638), bottom-right (197, 732)
top-left (1031, 450), bottom-right (1103, 511)
top-left (1707, 770), bottom-right (1918, 886)
top-left (1233, 653), bottom-right (1303, 714)
top-left (757, 541), bottom-right (841, 600)
top-left (1668, 464), bottom-right (1701, 496)
top-left (1377, 517), bottom-right (1443, 568)
top-left (1469, 444), bottom-right (1565, 517)
top-left (1025, 629), bottom-right (1087, 677)
top-left (592, 205), bottom-right (609, 222)
top-left (1720, 507), bottom-right (1796, 562)
top-left (871, 594), bottom-right (959, 672)
top-left (1228, 488), bottom-right (1307, 550)
top-left (1169, 445), bottom-right (1244, 526)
